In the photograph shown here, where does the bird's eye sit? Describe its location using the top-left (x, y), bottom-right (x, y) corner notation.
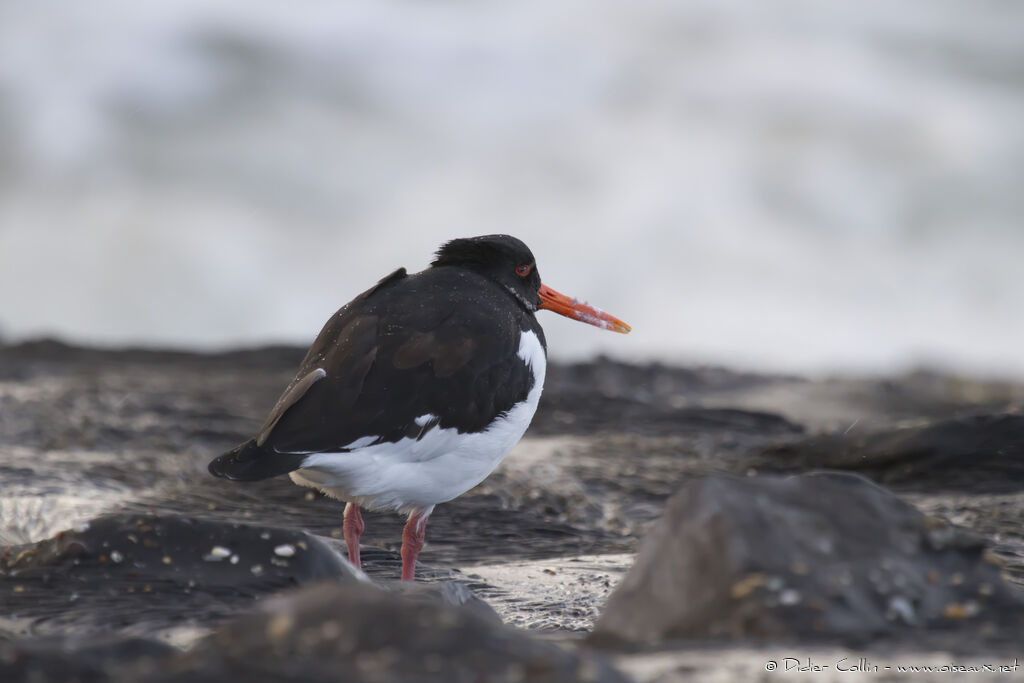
top-left (515, 264), bottom-right (532, 277)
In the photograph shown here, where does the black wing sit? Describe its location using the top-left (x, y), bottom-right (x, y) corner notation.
top-left (209, 268), bottom-right (407, 480)
top-left (256, 267), bottom-right (540, 456)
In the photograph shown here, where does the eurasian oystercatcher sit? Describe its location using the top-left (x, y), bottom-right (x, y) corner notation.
top-left (208, 235), bottom-right (630, 580)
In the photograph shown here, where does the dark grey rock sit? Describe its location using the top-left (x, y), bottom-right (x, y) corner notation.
top-left (149, 581), bottom-right (630, 683)
top-left (535, 357), bottom-right (803, 439)
top-left (386, 579), bottom-right (503, 625)
top-left (0, 635), bottom-right (175, 683)
top-left (758, 413), bottom-right (1024, 492)
top-left (0, 513), bottom-right (359, 635)
top-left (591, 472), bottom-right (1024, 647)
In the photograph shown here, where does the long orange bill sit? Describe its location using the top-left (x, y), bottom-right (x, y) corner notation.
top-left (538, 283), bottom-right (631, 334)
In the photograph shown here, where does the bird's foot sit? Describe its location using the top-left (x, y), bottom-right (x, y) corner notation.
top-left (343, 502), bottom-right (365, 570)
top-left (400, 506), bottom-right (432, 581)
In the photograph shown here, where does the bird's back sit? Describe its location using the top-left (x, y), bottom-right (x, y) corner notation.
top-left (209, 265), bottom-right (546, 482)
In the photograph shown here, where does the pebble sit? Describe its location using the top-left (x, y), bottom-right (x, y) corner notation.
top-left (779, 589), bottom-right (801, 606)
top-left (887, 596), bottom-right (917, 625)
top-left (203, 546), bottom-right (232, 562)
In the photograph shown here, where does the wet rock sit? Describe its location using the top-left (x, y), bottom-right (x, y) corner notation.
top-left (0, 635), bottom-right (175, 683)
top-left (534, 367), bottom-right (804, 438)
top-left (5, 339), bottom-right (1024, 647)
top-left (591, 472), bottom-right (1024, 647)
top-left (150, 581), bottom-right (631, 683)
top-left (0, 513), bottom-right (359, 635)
top-left (386, 579), bottom-right (503, 625)
top-left (759, 413), bottom-right (1024, 492)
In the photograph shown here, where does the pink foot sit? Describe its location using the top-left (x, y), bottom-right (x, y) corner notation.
top-left (343, 502), bottom-right (365, 570)
top-left (400, 507), bottom-right (432, 581)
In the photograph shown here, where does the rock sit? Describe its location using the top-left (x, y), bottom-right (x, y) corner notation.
top-left (758, 413), bottom-right (1024, 492)
top-left (386, 579), bottom-right (503, 625)
top-left (522, 356), bottom-right (805, 439)
top-left (148, 581), bottom-right (631, 683)
top-left (5, 339), bottom-right (1024, 656)
top-left (0, 636), bottom-right (175, 683)
top-left (591, 472), bottom-right (1024, 647)
top-left (1, 513), bottom-right (359, 635)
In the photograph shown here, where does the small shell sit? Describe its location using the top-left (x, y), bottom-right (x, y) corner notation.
top-left (203, 546), bottom-right (232, 562)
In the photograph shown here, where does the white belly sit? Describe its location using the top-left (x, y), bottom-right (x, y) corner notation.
top-left (291, 329), bottom-right (546, 514)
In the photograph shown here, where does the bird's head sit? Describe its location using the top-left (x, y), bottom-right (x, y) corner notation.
top-left (432, 234), bottom-right (631, 334)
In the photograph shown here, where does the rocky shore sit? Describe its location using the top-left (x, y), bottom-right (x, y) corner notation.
top-left (2, 339), bottom-right (1024, 681)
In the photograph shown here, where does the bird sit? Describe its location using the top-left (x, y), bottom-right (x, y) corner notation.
top-left (208, 234), bottom-right (630, 580)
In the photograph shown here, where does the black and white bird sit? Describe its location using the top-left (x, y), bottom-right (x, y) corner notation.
top-left (208, 235), bottom-right (630, 580)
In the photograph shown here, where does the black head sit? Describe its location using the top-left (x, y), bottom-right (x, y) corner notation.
top-left (432, 234), bottom-right (542, 311)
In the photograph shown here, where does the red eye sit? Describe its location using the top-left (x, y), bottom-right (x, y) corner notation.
top-left (515, 264), bottom-right (531, 277)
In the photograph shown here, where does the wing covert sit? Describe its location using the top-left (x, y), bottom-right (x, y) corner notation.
top-left (259, 270), bottom-right (538, 456)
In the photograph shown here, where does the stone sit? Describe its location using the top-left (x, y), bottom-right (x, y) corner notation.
top-left (386, 578), bottom-right (503, 625)
top-left (150, 581), bottom-right (630, 683)
top-left (1, 513), bottom-right (360, 635)
top-left (0, 636), bottom-right (175, 683)
top-left (758, 413), bottom-right (1024, 492)
top-left (591, 472), bottom-right (1024, 647)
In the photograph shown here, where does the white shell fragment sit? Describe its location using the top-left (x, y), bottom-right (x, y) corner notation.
top-left (202, 546), bottom-right (232, 562)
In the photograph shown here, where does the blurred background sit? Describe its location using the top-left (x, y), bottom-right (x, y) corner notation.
top-left (1, 0), bottom-right (1022, 377)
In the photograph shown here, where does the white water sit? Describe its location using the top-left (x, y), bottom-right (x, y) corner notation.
top-left (1, 0), bottom-right (1022, 377)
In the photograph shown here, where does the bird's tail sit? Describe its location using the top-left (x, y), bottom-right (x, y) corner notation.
top-left (208, 439), bottom-right (307, 481)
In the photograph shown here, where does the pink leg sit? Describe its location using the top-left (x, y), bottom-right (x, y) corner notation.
top-left (343, 502), bottom-right (364, 570)
top-left (400, 507), bottom-right (432, 581)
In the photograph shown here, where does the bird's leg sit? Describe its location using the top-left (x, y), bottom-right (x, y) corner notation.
top-left (400, 506), bottom-right (433, 581)
top-left (342, 502), bottom-right (365, 570)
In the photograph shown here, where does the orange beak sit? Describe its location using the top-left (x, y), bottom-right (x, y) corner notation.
top-left (538, 283), bottom-right (631, 334)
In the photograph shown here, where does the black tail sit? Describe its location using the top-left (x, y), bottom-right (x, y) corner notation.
top-left (208, 439), bottom-right (308, 481)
